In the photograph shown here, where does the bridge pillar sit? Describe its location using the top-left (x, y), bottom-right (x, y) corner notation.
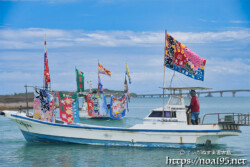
top-left (220, 92), bottom-right (223, 97)
top-left (232, 91), bottom-right (236, 97)
top-left (207, 92), bottom-right (212, 97)
top-left (151, 95), bottom-right (153, 98)
top-left (143, 95), bottom-right (145, 98)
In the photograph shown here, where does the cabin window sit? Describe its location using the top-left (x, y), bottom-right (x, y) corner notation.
top-left (169, 96), bottom-right (182, 105)
top-left (171, 111), bottom-right (176, 118)
top-left (149, 111), bottom-right (163, 117)
top-left (164, 111), bottom-right (171, 118)
top-left (149, 111), bottom-right (176, 118)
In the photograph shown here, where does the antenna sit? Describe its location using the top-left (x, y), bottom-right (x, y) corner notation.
top-left (169, 71), bottom-right (175, 89)
top-left (89, 77), bottom-right (93, 92)
top-left (162, 30), bottom-right (167, 123)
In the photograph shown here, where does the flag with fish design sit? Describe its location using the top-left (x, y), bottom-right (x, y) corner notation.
top-left (33, 88), bottom-right (55, 122)
top-left (57, 92), bottom-right (80, 124)
top-left (98, 63), bottom-right (111, 77)
top-left (165, 33), bottom-right (206, 81)
top-left (86, 93), bottom-right (108, 117)
top-left (110, 95), bottom-right (127, 119)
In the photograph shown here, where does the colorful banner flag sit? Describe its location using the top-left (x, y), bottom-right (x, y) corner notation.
top-left (76, 68), bottom-right (84, 92)
top-left (126, 63), bottom-right (131, 84)
top-left (57, 92), bottom-right (80, 124)
top-left (124, 74), bottom-right (130, 103)
top-left (98, 76), bottom-right (103, 93)
top-left (33, 88), bottom-right (55, 122)
top-left (98, 63), bottom-right (111, 77)
top-left (44, 36), bottom-right (51, 89)
top-left (86, 93), bottom-right (108, 117)
top-left (124, 74), bottom-right (128, 93)
top-left (110, 95), bottom-right (127, 119)
top-left (165, 33), bottom-right (206, 81)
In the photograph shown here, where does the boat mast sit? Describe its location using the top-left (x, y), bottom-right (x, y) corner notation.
top-left (89, 78), bottom-right (92, 92)
top-left (162, 30), bottom-right (167, 122)
top-left (98, 59), bottom-right (99, 92)
top-left (75, 65), bottom-right (77, 92)
top-left (43, 33), bottom-right (46, 89)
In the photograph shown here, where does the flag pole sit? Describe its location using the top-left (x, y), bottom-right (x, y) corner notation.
top-left (98, 59), bottom-right (99, 92)
top-left (162, 30), bottom-right (167, 123)
top-left (75, 66), bottom-right (77, 93)
top-left (43, 33), bottom-right (46, 89)
top-left (75, 65), bottom-right (80, 110)
top-left (125, 63), bottom-right (127, 91)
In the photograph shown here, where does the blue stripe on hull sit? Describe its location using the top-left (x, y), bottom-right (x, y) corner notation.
top-left (21, 130), bottom-right (198, 148)
top-left (12, 114), bottom-right (241, 133)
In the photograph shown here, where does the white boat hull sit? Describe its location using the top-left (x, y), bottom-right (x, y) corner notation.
top-left (2, 110), bottom-right (241, 148)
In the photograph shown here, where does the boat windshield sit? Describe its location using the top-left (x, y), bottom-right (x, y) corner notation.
top-left (168, 96), bottom-right (182, 105)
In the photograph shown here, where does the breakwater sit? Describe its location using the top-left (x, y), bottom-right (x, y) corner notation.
top-left (0, 94), bottom-right (33, 110)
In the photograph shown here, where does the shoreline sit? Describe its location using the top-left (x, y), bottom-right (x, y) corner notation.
top-left (0, 94), bottom-right (33, 110)
top-left (0, 102), bottom-right (33, 110)
top-left (1, 94), bottom-right (249, 110)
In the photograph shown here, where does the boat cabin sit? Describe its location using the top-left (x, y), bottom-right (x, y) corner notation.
top-left (144, 95), bottom-right (188, 124)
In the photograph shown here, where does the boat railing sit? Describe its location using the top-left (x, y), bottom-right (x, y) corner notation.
top-left (201, 113), bottom-right (250, 126)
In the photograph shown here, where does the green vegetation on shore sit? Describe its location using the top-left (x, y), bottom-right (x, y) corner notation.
top-left (0, 89), bottom-right (136, 110)
top-left (0, 89), bottom-right (137, 102)
top-left (86, 89), bottom-right (137, 97)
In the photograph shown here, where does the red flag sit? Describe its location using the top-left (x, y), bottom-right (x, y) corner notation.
top-left (44, 51), bottom-right (50, 88)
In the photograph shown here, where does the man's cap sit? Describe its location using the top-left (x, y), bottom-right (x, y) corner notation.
top-left (190, 90), bottom-right (196, 94)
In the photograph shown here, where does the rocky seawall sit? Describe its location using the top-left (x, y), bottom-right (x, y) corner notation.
top-left (0, 94), bottom-right (33, 110)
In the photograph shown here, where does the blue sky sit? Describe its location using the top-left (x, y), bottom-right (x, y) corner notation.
top-left (0, 0), bottom-right (250, 95)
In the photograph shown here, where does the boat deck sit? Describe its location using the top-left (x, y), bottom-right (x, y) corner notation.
top-left (201, 113), bottom-right (250, 126)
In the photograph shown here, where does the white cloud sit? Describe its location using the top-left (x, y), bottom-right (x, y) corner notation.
top-left (230, 20), bottom-right (250, 24)
top-left (171, 30), bottom-right (250, 43)
top-left (206, 58), bottom-right (250, 75)
top-left (0, 28), bottom-right (250, 50)
top-left (0, 71), bottom-right (40, 82)
top-left (0, 28), bottom-right (250, 94)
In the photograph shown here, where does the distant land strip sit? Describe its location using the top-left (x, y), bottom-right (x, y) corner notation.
top-left (0, 89), bottom-right (137, 110)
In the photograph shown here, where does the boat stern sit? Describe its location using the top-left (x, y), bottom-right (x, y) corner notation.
top-left (196, 124), bottom-right (241, 146)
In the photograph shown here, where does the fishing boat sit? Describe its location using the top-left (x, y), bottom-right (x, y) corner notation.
top-left (79, 99), bottom-right (89, 118)
top-left (1, 32), bottom-right (250, 148)
top-left (78, 95), bottom-right (111, 119)
top-left (77, 62), bottom-right (130, 119)
top-left (1, 93), bottom-right (249, 148)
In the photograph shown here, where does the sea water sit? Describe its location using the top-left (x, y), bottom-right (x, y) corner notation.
top-left (0, 97), bottom-right (250, 167)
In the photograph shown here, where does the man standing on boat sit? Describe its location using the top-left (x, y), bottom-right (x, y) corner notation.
top-left (186, 90), bottom-right (200, 125)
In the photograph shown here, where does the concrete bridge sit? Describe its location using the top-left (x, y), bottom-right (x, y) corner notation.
top-left (135, 89), bottom-right (250, 98)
